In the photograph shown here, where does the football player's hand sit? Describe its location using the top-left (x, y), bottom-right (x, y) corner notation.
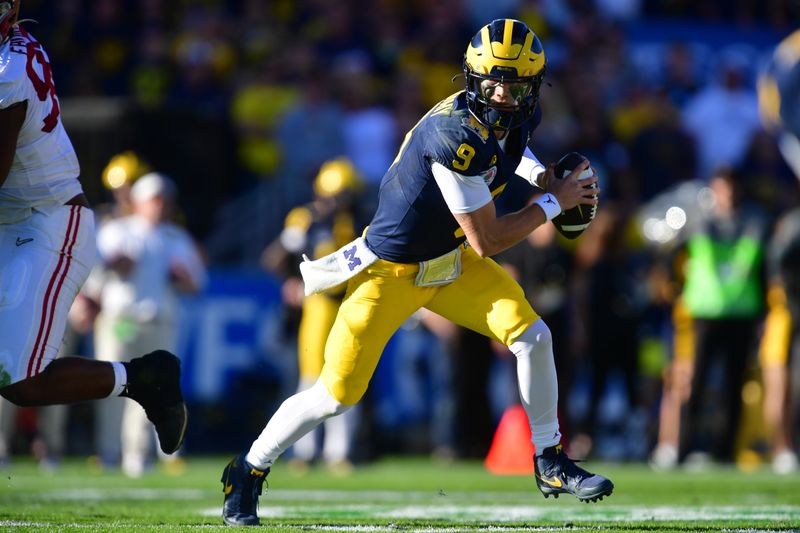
top-left (545, 160), bottom-right (600, 212)
top-left (169, 262), bottom-right (199, 293)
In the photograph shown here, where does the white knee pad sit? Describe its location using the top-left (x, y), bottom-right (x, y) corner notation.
top-left (311, 380), bottom-right (352, 418)
top-left (510, 318), bottom-right (552, 358)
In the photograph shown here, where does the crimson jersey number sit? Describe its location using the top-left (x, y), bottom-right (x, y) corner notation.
top-left (24, 39), bottom-right (60, 132)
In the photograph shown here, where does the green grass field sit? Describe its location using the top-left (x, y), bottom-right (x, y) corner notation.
top-left (0, 456), bottom-right (798, 532)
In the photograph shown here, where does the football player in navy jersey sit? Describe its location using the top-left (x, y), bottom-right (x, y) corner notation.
top-left (222, 19), bottom-right (610, 526)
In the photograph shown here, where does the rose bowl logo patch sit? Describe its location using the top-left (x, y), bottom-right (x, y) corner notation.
top-left (480, 166), bottom-right (497, 185)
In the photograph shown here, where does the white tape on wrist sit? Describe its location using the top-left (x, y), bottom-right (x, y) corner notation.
top-left (534, 193), bottom-right (561, 221)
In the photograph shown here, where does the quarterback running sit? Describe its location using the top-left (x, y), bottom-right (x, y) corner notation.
top-left (221, 18), bottom-right (612, 526)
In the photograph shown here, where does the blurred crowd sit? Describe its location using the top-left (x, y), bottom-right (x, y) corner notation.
top-left (17, 0), bottom-right (799, 254)
top-left (2, 0), bottom-right (800, 475)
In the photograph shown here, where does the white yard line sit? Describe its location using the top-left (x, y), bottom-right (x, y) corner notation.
top-left (197, 495), bottom-right (800, 523)
top-left (0, 522), bottom-right (594, 532)
top-left (14, 487), bottom-right (800, 529)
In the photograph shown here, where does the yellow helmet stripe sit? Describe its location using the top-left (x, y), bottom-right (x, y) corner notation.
top-left (503, 19), bottom-right (514, 51)
top-left (489, 19), bottom-right (520, 60)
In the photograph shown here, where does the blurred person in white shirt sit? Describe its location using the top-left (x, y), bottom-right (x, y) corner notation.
top-left (80, 172), bottom-right (206, 477)
top-left (681, 52), bottom-right (761, 179)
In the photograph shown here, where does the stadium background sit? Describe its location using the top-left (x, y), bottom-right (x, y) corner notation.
top-left (6, 0), bottom-right (799, 466)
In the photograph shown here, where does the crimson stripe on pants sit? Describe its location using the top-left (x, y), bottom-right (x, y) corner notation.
top-left (34, 206), bottom-right (82, 375)
top-left (26, 206), bottom-right (78, 378)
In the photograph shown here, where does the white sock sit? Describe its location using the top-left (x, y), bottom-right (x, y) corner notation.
top-left (246, 379), bottom-right (351, 469)
top-left (509, 319), bottom-right (561, 454)
top-left (109, 362), bottom-right (127, 397)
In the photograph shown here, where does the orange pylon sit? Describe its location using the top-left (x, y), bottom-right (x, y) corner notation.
top-left (484, 404), bottom-right (536, 475)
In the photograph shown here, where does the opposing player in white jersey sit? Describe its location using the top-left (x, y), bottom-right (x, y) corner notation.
top-left (0, 1), bottom-right (187, 455)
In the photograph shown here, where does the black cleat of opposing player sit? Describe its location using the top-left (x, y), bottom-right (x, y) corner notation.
top-left (534, 445), bottom-right (614, 503)
top-left (221, 454), bottom-right (269, 526)
top-left (121, 350), bottom-right (188, 454)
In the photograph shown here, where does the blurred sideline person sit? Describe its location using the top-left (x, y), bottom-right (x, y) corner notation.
top-left (653, 167), bottom-right (769, 467)
top-left (261, 158), bottom-right (366, 475)
top-left (78, 173), bottom-right (206, 477)
top-left (221, 19), bottom-right (610, 527)
top-left (757, 28), bottom-right (800, 474)
top-left (0, 2), bottom-right (187, 456)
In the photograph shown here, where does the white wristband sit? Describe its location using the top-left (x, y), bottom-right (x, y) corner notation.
top-left (534, 193), bottom-right (561, 221)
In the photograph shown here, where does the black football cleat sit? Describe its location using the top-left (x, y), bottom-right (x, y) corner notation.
top-left (535, 445), bottom-right (614, 503)
top-left (121, 350), bottom-right (188, 454)
top-left (221, 454), bottom-right (269, 526)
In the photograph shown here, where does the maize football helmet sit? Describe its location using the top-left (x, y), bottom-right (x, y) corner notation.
top-left (464, 19), bottom-right (546, 131)
top-left (313, 157), bottom-right (364, 199)
top-left (102, 151), bottom-right (151, 190)
top-left (0, 1), bottom-right (18, 44)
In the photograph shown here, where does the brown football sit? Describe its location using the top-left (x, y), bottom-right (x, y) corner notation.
top-left (551, 152), bottom-right (597, 239)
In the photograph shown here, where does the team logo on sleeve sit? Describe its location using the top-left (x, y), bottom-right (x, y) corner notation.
top-left (480, 166), bottom-right (497, 185)
top-left (461, 116), bottom-right (490, 143)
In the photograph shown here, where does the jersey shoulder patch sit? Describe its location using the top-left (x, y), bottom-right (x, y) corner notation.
top-left (460, 114), bottom-right (491, 143)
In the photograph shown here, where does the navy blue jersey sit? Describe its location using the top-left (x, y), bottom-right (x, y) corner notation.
top-left (366, 91), bottom-right (541, 263)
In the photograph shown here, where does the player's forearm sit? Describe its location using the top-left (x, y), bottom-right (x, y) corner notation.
top-left (459, 201), bottom-right (548, 257)
top-left (488, 202), bottom-right (550, 254)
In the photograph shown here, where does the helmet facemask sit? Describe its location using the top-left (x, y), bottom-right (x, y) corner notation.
top-left (464, 65), bottom-right (545, 131)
